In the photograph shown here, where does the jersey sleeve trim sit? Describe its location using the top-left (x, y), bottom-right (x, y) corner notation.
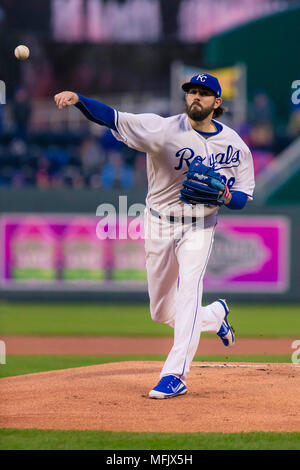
top-left (114, 110), bottom-right (127, 143)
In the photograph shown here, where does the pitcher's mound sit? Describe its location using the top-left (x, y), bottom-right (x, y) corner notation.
top-left (1, 361), bottom-right (299, 433)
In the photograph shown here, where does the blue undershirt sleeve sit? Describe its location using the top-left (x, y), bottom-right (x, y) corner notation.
top-left (225, 191), bottom-right (248, 210)
top-left (74, 93), bottom-right (116, 130)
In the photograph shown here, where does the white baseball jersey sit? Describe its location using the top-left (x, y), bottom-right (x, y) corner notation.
top-left (111, 110), bottom-right (255, 382)
top-left (112, 111), bottom-right (255, 216)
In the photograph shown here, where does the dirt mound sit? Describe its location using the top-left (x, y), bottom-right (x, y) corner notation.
top-left (1, 361), bottom-right (299, 433)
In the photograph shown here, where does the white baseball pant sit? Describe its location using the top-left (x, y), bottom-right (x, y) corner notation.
top-left (144, 208), bottom-right (226, 382)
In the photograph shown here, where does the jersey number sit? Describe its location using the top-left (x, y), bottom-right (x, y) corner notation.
top-left (220, 175), bottom-right (235, 189)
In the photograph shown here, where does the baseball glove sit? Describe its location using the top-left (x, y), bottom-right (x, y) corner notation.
top-left (180, 157), bottom-right (229, 206)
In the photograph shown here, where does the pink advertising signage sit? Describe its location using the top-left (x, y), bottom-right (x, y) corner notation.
top-left (204, 216), bottom-right (290, 292)
top-left (0, 214), bottom-right (290, 292)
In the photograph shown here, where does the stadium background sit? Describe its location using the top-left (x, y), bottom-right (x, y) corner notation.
top-left (0, 0), bottom-right (300, 451)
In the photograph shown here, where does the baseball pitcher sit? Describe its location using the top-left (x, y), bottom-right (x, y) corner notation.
top-left (54, 73), bottom-right (255, 399)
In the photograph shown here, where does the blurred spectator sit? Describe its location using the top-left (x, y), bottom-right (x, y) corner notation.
top-left (72, 173), bottom-right (85, 189)
top-left (36, 169), bottom-right (50, 189)
top-left (36, 156), bottom-right (50, 189)
top-left (2, 78), bottom-right (300, 189)
top-left (44, 145), bottom-right (70, 174)
top-left (12, 86), bottom-right (32, 139)
top-left (89, 173), bottom-right (101, 189)
top-left (248, 122), bottom-right (276, 177)
top-left (79, 136), bottom-right (104, 177)
top-left (72, 62), bottom-right (96, 94)
top-left (249, 122), bottom-right (274, 148)
top-left (19, 164), bottom-right (35, 186)
top-left (248, 89), bottom-right (275, 126)
top-left (32, 58), bottom-right (56, 98)
top-left (101, 152), bottom-right (134, 189)
top-left (9, 137), bottom-right (28, 158)
top-left (287, 109), bottom-right (300, 139)
top-left (62, 165), bottom-right (82, 188)
top-left (51, 174), bottom-right (65, 189)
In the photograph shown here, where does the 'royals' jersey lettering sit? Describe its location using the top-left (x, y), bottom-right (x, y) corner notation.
top-left (175, 145), bottom-right (241, 172)
top-left (112, 111), bottom-right (255, 216)
top-left (174, 148), bottom-right (205, 171)
top-left (210, 145), bottom-right (240, 170)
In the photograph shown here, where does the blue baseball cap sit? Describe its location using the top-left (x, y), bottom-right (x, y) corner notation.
top-left (182, 73), bottom-right (222, 97)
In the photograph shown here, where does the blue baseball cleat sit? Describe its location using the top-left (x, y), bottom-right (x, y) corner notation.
top-left (216, 299), bottom-right (235, 347)
top-left (149, 375), bottom-right (187, 399)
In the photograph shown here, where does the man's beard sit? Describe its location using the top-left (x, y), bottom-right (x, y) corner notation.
top-left (185, 101), bottom-right (215, 121)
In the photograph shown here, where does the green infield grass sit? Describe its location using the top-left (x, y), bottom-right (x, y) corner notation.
top-left (0, 354), bottom-right (292, 378)
top-left (0, 428), bottom-right (299, 450)
top-left (0, 302), bottom-right (299, 337)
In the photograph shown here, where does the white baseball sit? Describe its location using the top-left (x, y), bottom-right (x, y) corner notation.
top-left (14, 45), bottom-right (30, 61)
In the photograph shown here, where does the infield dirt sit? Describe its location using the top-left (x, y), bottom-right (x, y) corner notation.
top-left (1, 361), bottom-right (299, 433)
top-left (1, 335), bottom-right (293, 355)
